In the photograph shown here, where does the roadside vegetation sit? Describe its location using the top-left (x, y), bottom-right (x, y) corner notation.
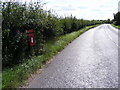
top-left (112, 11), bottom-right (120, 29)
top-left (3, 25), bottom-right (99, 88)
top-left (2, 1), bottom-right (107, 88)
top-left (112, 24), bottom-right (120, 29)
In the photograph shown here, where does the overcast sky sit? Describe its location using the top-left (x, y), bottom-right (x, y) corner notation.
top-left (3, 0), bottom-right (120, 20)
top-left (42, 0), bottom-right (119, 20)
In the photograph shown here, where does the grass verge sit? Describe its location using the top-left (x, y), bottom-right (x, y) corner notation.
top-left (2, 24), bottom-right (100, 88)
top-left (112, 24), bottom-right (120, 29)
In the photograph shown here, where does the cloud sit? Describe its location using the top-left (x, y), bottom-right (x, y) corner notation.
top-left (118, 1), bottom-right (120, 11)
top-left (3, 0), bottom-right (119, 20)
top-left (62, 5), bottom-right (76, 11)
top-left (16, 0), bottom-right (120, 20)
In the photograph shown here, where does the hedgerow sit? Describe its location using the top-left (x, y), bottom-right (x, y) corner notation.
top-left (2, 1), bottom-right (104, 69)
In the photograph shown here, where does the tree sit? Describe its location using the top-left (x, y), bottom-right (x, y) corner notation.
top-left (113, 12), bottom-right (120, 25)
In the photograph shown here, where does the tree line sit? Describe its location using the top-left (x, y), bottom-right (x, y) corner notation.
top-left (2, 2), bottom-right (105, 69)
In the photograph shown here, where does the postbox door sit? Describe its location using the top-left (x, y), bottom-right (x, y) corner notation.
top-left (27, 29), bottom-right (35, 46)
top-left (29, 36), bottom-right (35, 46)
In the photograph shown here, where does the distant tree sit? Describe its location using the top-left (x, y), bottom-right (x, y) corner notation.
top-left (107, 19), bottom-right (111, 23)
top-left (113, 12), bottom-right (120, 25)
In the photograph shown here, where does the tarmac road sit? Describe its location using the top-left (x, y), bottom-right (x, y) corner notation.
top-left (24, 24), bottom-right (119, 88)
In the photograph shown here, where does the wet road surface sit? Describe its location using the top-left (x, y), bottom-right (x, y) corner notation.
top-left (24, 24), bottom-right (118, 88)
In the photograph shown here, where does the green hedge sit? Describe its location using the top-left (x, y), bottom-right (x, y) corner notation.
top-left (2, 2), bottom-right (104, 69)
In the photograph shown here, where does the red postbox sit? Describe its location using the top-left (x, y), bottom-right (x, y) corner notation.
top-left (27, 29), bottom-right (35, 46)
